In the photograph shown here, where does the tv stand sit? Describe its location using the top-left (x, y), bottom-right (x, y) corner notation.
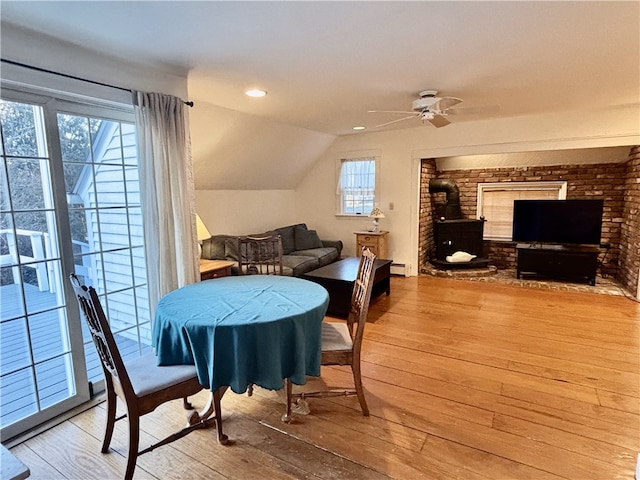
top-left (516, 243), bottom-right (599, 286)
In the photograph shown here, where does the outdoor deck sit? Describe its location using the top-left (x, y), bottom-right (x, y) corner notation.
top-left (0, 283), bottom-right (148, 429)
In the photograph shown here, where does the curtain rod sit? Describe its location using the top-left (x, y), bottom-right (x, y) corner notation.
top-left (1, 58), bottom-right (194, 107)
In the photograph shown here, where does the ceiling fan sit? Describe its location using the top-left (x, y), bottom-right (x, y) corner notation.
top-left (369, 90), bottom-right (483, 128)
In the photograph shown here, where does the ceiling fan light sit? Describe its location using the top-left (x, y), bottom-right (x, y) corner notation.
top-left (245, 89), bottom-right (267, 98)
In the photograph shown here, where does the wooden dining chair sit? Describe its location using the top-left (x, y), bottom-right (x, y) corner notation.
top-left (69, 274), bottom-right (217, 480)
top-left (285, 247), bottom-right (377, 420)
top-left (238, 235), bottom-right (284, 275)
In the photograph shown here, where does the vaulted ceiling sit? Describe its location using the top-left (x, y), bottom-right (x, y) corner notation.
top-left (2, 1), bottom-right (639, 188)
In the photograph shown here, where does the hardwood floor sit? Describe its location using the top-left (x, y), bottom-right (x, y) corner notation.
top-left (9, 275), bottom-right (640, 479)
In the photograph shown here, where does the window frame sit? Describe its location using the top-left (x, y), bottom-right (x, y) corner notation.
top-left (477, 181), bottom-right (567, 241)
top-left (335, 154), bottom-right (379, 217)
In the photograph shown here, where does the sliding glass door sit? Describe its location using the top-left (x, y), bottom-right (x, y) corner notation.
top-left (0, 89), bottom-right (151, 440)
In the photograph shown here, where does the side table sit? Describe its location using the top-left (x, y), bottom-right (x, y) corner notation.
top-left (354, 231), bottom-right (389, 259)
top-left (199, 259), bottom-right (235, 280)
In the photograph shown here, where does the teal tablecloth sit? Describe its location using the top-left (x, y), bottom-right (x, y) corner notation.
top-left (152, 275), bottom-right (329, 394)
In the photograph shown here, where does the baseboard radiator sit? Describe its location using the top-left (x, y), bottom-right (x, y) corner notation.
top-left (390, 263), bottom-right (407, 276)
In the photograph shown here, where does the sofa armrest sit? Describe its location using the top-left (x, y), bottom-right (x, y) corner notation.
top-left (202, 235), bottom-right (239, 261)
top-left (321, 239), bottom-right (343, 257)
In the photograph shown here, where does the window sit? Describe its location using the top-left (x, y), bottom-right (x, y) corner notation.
top-left (337, 157), bottom-right (376, 215)
top-left (477, 181), bottom-right (567, 240)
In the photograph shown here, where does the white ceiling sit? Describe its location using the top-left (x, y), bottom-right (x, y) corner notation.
top-left (2, 1), bottom-right (639, 137)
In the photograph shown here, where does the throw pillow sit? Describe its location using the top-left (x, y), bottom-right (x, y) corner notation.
top-left (276, 224), bottom-right (306, 254)
top-left (294, 226), bottom-right (323, 250)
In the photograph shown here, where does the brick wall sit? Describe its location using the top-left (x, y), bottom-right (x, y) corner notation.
top-left (618, 146), bottom-right (640, 294)
top-left (419, 151), bottom-right (638, 289)
top-left (418, 159), bottom-right (437, 271)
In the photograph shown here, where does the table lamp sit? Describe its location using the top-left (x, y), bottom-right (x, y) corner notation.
top-left (196, 214), bottom-right (211, 256)
top-left (369, 207), bottom-right (385, 232)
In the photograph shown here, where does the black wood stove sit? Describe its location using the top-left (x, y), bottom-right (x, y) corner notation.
top-left (429, 179), bottom-right (489, 269)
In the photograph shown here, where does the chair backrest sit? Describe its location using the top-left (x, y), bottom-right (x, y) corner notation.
top-left (238, 235), bottom-right (284, 275)
top-left (69, 274), bottom-right (133, 395)
top-left (347, 248), bottom-right (377, 351)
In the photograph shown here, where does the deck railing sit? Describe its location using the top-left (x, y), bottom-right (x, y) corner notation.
top-left (0, 229), bottom-right (89, 293)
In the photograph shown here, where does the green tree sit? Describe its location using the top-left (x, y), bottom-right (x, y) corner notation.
top-left (1, 100), bottom-right (101, 284)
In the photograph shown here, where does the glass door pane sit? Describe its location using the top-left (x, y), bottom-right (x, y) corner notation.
top-left (0, 99), bottom-right (85, 438)
top-left (59, 113), bottom-right (152, 385)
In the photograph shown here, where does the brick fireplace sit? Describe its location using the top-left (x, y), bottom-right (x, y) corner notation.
top-left (418, 147), bottom-right (640, 296)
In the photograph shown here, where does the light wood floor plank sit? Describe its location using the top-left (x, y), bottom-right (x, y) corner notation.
top-left (8, 443), bottom-right (66, 480)
top-left (8, 275), bottom-right (639, 479)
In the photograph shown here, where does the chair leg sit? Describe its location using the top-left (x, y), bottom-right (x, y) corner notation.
top-left (351, 361), bottom-right (369, 416)
top-left (101, 387), bottom-right (117, 453)
top-left (124, 410), bottom-right (140, 480)
top-left (182, 396), bottom-right (193, 410)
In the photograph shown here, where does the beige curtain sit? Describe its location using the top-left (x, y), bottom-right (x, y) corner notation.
top-left (133, 90), bottom-right (198, 316)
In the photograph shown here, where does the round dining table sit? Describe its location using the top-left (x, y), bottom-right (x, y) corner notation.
top-left (152, 275), bottom-right (330, 395)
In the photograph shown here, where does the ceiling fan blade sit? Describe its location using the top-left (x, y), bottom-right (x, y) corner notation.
top-left (446, 104), bottom-right (501, 115)
top-left (375, 115), bottom-right (417, 128)
top-left (368, 110), bottom-right (416, 115)
top-left (433, 97), bottom-right (462, 111)
top-left (428, 115), bottom-right (451, 128)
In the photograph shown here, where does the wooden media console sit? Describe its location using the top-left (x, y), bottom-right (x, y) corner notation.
top-left (516, 243), bottom-right (599, 286)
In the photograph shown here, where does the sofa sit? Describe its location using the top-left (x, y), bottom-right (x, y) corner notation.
top-left (200, 223), bottom-right (343, 277)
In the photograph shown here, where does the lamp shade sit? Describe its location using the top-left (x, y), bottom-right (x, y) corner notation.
top-left (196, 214), bottom-right (211, 241)
top-left (369, 207), bottom-right (385, 219)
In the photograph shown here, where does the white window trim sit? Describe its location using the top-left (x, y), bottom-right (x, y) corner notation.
top-left (477, 181), bottom-right (567, 241)
top-left (335, 151), bottom-right (380, 217)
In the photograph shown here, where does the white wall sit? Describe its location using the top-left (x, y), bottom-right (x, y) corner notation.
top-left (190, 101), bottom-right (335, 190)
top-left (1, 22), bottom-right (188, 104)
top-left (295, 106), bottom-right (640, 275)
top-left (195, 190), bottom-right (297, 236)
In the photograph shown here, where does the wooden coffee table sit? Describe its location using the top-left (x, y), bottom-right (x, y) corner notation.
top-left (302, 257), bottom-right (392, 318)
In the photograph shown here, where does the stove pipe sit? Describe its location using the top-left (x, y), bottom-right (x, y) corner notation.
top-left (428, 178), bottom-right (463, 219)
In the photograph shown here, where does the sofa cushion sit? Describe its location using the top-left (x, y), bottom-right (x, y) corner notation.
top-left (294, 226), bottom-right (323, 250)
top-left (292, 247), bottom-right (339, 267)
top-left (276, 223), bottom-right (307, 254)
top-left (229, 260), bottom-right (293, 276)
top-left (282, 255), bottom-right (319, 276)
top-left (321, 239), bottom-right (343, 257)
top-left (281, 265), bottom-right (294, 276)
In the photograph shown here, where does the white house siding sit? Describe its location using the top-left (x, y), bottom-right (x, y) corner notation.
top-left (82, 122), bottom-right (150, 343)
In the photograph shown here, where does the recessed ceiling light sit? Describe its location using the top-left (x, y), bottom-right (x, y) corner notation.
top-left (352, 126), bottom-right (366, 131)
top-left (245, 89), bottom-right (267, 98)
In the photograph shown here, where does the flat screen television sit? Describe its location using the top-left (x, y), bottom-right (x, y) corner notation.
top-left (512, 199), bottom-right (603, 245)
